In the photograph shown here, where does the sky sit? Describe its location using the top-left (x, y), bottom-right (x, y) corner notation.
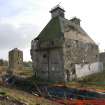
top-left (0, 0), bottom-right (105, 61)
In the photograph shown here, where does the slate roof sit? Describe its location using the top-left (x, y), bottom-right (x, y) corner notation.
top-left (36, 12), bottom-right (96, 45)
top-left (61, 17), bottom-right (96, 44)
top-left (37, 16), bottom-right (63, 41)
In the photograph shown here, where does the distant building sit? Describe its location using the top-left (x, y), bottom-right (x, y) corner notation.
top-left (31, 6), bottom-right (99, 83)
top-left (9, 48), bottom-right (23, 70)
top-left (0, 59), bottom-right (4, 66)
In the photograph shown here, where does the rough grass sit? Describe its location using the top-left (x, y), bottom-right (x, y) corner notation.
top-left (0, 86), bottom-right (60, 105)
top-left (0, 66), bottom-right (60, 105)
top-left (80, 70), bottom-right (105, 82)
top-left (14, 67), bottom-right (33, 77)
top-left (0, 66), bottom-right (33, 78)
top-left (66, 71), bottom-right (105, 91)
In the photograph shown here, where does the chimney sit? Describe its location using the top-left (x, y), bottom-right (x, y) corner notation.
top-left (50, 5), bottom-right (65, 18)
top-left (70, 17), bottom-right (81, 26)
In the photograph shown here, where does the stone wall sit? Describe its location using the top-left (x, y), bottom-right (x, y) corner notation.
top-left (31, 35), bottom-right (99, 82)
top-left (31, 38), bottom-right (65, 82)
top-left (9, 48), bottom-right (23, 71)
top-left (63, 38), bottom-right (99, 81)
top-left (75, 62), bottom-right (103, 78)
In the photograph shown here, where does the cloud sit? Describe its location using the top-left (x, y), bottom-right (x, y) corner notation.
top-left (0, 0), bottom-right (49, 61)
top-left (0, 23), bottom-right (37, 60)
top-left (0, 23), bottom-right (38, 49)
top-left (0, 0), bottom-right (46, 18)
top-left (0, 22), bottom-right (39, 61)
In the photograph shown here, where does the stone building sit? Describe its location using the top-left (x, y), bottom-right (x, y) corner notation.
top-left (9, 48), bottom-right (23, 71)
top-left (31, 6), bottom-right (99, 82)
top-left (0, 59), bottom-right (4, 66)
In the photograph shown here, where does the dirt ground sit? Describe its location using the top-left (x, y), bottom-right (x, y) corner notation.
top-left (0, 66), bottom-right (60, 105)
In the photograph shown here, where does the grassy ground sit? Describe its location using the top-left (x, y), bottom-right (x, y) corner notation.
top-left (0, 66), bottom-right (61, 105)
top-left (0, 86), bottom-right (60, 105)
top-left (0, 66), bottom-right (33, 77)
top-left (13, 67), bottom-right (105, 91)
top-left (1, 65), bottom-right (105, 104)
top-left (80, 70), bottom-right (105, 82)
top-left (14, 67), bottom-right (33, 77)
top-left (66, 71), bottom-right (105, 91)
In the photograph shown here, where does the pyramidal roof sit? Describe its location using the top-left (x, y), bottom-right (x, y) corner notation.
top-left (61, 17), bottom-right (96, 44)
top-left (37, 16), bottom-right (63, 41)
top-left (36, 6), bottom-right (96, 45)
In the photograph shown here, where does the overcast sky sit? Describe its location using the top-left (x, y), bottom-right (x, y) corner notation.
top-left (0, 0), bottom-right (105, 61)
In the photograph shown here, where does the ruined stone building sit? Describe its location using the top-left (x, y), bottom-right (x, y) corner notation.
top-left (9, 48), bottom-right (23, 71)
top-left (31, 6), bottom-right (99, 82)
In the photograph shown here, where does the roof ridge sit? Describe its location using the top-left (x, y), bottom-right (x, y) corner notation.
top-left (61, 18), bottom-right (96, 44)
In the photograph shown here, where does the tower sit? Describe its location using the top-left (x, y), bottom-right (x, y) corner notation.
top-left (9, 48), bottom-right (23, 71)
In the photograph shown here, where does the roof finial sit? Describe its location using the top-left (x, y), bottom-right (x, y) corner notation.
top-left (55, 2), bottom-right (62, 8)
top-left (57, 2), bottom-right (61, 6)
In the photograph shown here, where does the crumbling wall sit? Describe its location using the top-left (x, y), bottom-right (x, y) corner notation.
top-left (75, 62), bottom-right (103, 78)
top-left (9, 48), bottom-right (23, 71)
top-left (63, 38), bottom-right (99, 81)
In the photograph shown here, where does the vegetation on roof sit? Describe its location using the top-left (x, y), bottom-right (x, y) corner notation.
top-left (38, 17), bottom-right (63, 41)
